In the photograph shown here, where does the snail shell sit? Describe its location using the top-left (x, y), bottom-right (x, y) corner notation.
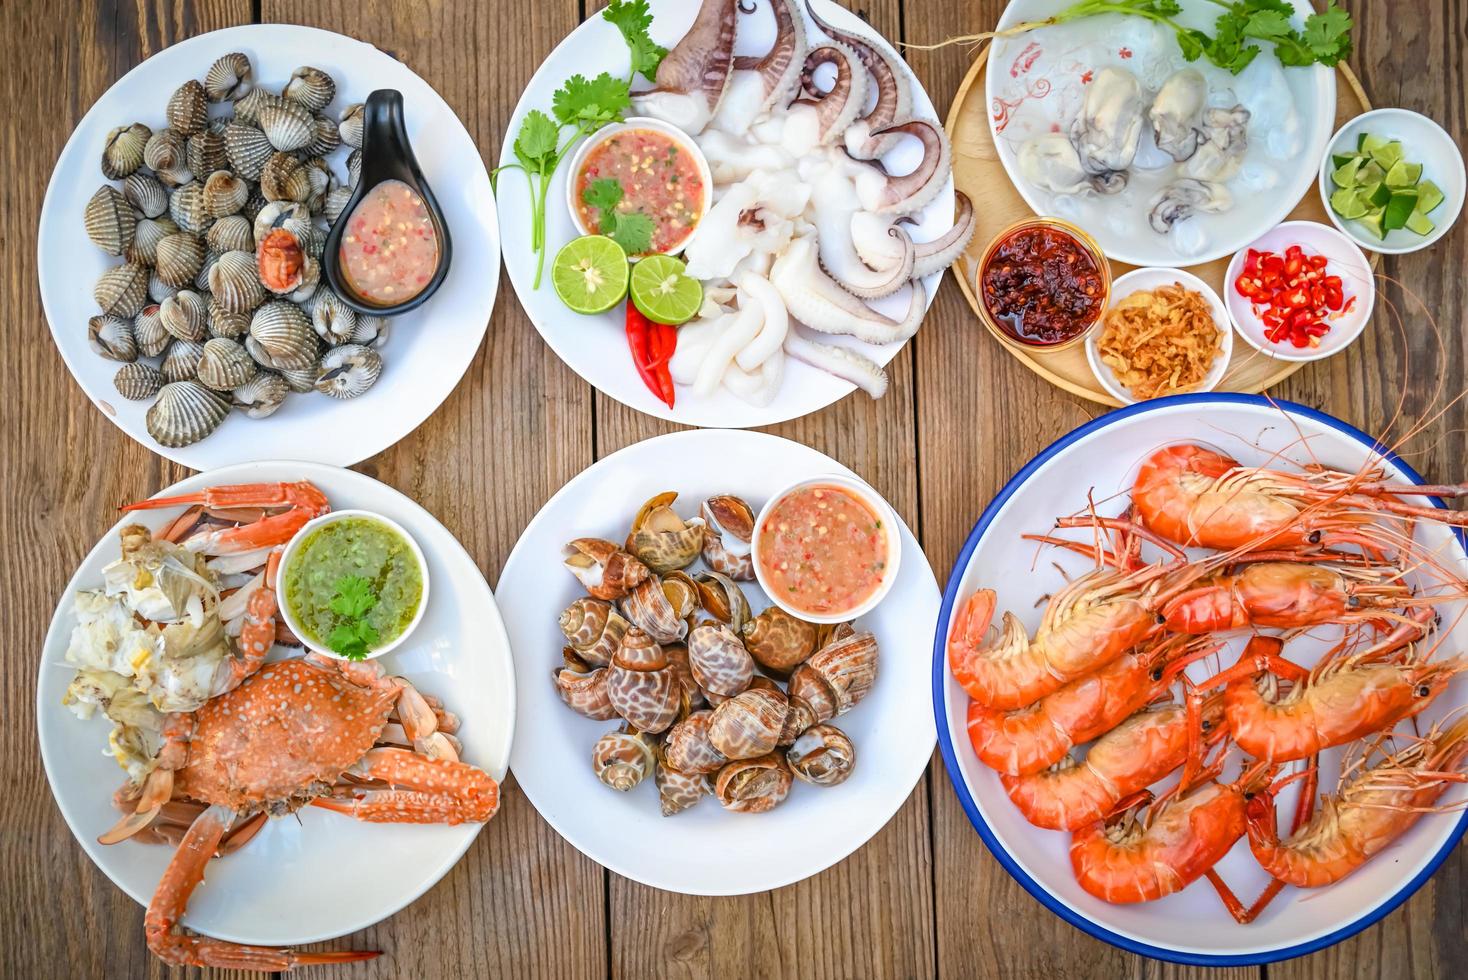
top-left (664, 641), bottom-right (704, 710)
top-left (158, 288), bottom-right (208, 341)
top-left (113, 361), bottom-right (164, 401)
top-left (223, 122), bottom-right (274, 181)
top-left (168, 181), bottom-right (213, 235)
top-left (206, 213), bottom-right (254, 254)
top-left (186, 128), bottom-right (228, 179)
top-left (146, 380), bottom-right (229, 447)
top-left (778, 695), bottom-right (819, 746)
top-left (208, 250), bottom-right (266, 314)
top-left (232, 370), bottom-right (290, 419)
top-left (741, 606), bottom-right (819, 677)
top-left (708, 687), bottom-right (788, 760)
top-left (656, 752), bottom-right (709, 817)
top-left (154, 233), bottom-right (206, 287)
top-left (592, 725), bottom-right (657, 793)
top-left (233, 87), bottom-right (282, 127)
top-left (94, 262), bottom-right (150, 318)
top-left (196, 337), bottom-right (258, 391)
top-left (248, 300), bottom-right (317, 371)
top-left (84, 185), bottom-right (137, 255)
top-left (714, 753), bottom-right (793, 813)
top-left (558, 597), bottom-right (629, 668)
top-left (122, 173), bottom-right (168, 220)
top-left (284, 66), bottom-right (336, 113)
top-left (701, 495), bottom-right (756, 580)
top-left (126, 216), bottom-right (176, 267)
top-left (563, 537), bottom-right (651, 601)
top-left (88, 314), bottom-right (137, 362)
top-left (787, 723), bottom-right (856, 786)
top-left (258, 101), bottom-right (314, 153)
top-left (205, 52), bottom-right (253, 102)
top-left (160, 338), bottom-right (205, 382)
top-left (621, 576), bottom-right (691, 645)
top-left (606, 628), bottom-right (680, 734)
top-left (338, 103), bottom-right (365, 149)
top-left (693, 571), bottom-right (751, 632)
top-left (788, 630), bottom-right (879, 723)
top-left (203, 170), bottom-right (250, 218)
top-left (260, 151), bottom-right (311, 203)
top-left (626, 492), bottom-right (705, 573)
top-left (687, 623), bottom-right (754, 699)
top-left (102, 123), bottom-right (151, 180)
top-left (305, 114), bottom-right (342, 158)
top-left (553, 649), bottom-right (618, 721)
top-left (310, 288), bottom-right (357, 345)
top-left (315, 343), bottom-right (381, 399)
top-left (133, 305), bottom-right (169, 357)
top-left (166, 80), bottom-right (209, 136)
top-left (663, 709), bottom-right (727, 774)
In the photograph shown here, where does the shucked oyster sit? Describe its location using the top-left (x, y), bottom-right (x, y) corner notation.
top-left (1069, 67), bottom-right (1145, 194)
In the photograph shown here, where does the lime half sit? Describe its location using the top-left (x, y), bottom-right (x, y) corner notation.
top-left (552, 235), bottom-right (629, 315)
top-left (630, 254), bottom-right (703, 326)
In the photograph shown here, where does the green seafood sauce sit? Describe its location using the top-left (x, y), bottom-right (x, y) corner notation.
top-left (283, 517), bottom-right (423, 656)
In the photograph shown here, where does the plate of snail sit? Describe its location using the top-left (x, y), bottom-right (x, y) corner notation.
top-left (497, 429), bottom-right (940, 895)
top-left (38, 24), bottom-right (499, 468)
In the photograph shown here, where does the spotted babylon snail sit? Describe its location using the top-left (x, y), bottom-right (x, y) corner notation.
top-left (787, 724), bottom-right (856, 787)
top-left (663, 709), bottom-right (728, 774)
top-left (563, 538), bottom-right (652, 601)
top-left (700, 495), bottom-right (756, 581)
top-left (553, 648), bottom-right (616, 721)
top-left (605, 628), bottom-right (681, 734)
top-left (559, 597), bottom-right (629, 667)
top-left (626, 492), bottom-right (705, 574)
top-left (655, 744), bottom-right (709, 817)
top-left (709, 687), bottom-right (789, 761)
top-left (592, 725), bottom-right (657, 792)
top-left (663, 642), bottom-right (704, 710)
top-left (621, 572), bottom-right (697, 644)
top-left (714, 753), bottom-right (793, 813)
top-left (788, 629), bottom-right (878, 724)
top-left (692, 570), bottom-right (751, 631)
top-left (741, 606), bottom-right (820, 676)
top-left (687, 623), bottom-right (754, 701)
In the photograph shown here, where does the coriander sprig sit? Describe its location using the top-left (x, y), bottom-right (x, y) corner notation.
top-left (326, 574), bottom-right (380, 661)
top-left (583, 178), bottom-right (655, 255)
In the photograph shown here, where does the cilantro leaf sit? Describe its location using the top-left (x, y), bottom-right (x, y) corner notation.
top-left (328, 575), bottom-right (377, 619)
top-left (1302, 3), bottom-right (1353, 64)
top-left (583, 178), bottom-right (625, 218)
top-left (608, 211), bottom-right (655, 256)
top-left (1243, 9), bottom-right (1294, 40)
top-left (327, 619), bottom-right (380, 661)
top-left (513, 110), bottom-right (560, 173)
top-left (604, 0), bottom-right (667, 82)
top-left (552, 73), bottom-right (631, 128)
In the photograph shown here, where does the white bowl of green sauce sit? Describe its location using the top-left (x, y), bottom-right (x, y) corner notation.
top-left (278, 509), bottom-right (430, 661)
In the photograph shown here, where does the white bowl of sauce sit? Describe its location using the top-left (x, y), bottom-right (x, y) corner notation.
top-left (564, 117), bottom-right (711, 258)
top-left (277, 508), bottom-right (430, 661)
top-left (752, 474), bottom-right (903, 625)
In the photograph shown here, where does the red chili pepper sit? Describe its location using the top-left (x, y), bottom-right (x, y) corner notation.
top-left (626, 305), bottom-right (669, 407)
top-left (649, 322), bottom-right (677, 409)
top-left (1233, 243), bottom-right (1353, 350)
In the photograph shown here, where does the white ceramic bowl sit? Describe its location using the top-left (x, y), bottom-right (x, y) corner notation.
top-left (277, 508), bottom-right (431, 661)
top-left (563, 116), bottom-right (713, 257)
top-left (1085, 268), bottom-right (1233, 404)
top-left (752, 472), bottom-right (904, 625)
top-left (1318, 108), bottom-right (1466, 254)
top-left (1225, 221), bottom-right (1375, 363)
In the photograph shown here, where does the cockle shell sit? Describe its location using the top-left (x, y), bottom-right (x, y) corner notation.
top-left (208, 249), bottom-right (266, 313)
top-left (656, 752), bottom-right (708, 816)
top-left (322, 185), bottom-right (354, 224)
top-left (287, 254), bottom-right (322, 304)
top-left (88, 314), bottom-right (137, 361)
top-left (232, 371), bottom-right (289, 418)
top-left (787, 629), bottom-right (878, 723)
top-left (224, 122), bottom-right (274, 180)
top-left (146, 380), bottom-right (229, 447)
top-left (553, 649), bottom-right (618, 721)
top-left (350, 313), bottom-right (390, 347)
top-left (664, 710), bottom-right (728, 774)
top-left (309, 288), bottom-right (357, 345)
top-left (154, 233), bottom-right (206, 287)
top-left (160, 339), bottom-right (205, 382)
top-left (708, 687), bottom-right (788, 761)
top-left (338, 103), bottom-right (365, 149)
top-left (205, 52), bottom-right (253, 102)
top-left (315, 343), bottom-right (381, 399)
top-left (203, 170), bottom-right (250, 218)
top-left (84, 185), bottom-right (137, 255)
top-left (347, 149), bottom-right (362, 187)
top-left (687, 623), bottom-right (754, 699)
top-left (592, 725), bottom-right (657, 792)
top-left (787, 723), bottom-right (856, 786)
top-left (714, 753), bottom-right (793, 813)
top-left (126, 216), bottom-right (176, 266)
top-left (626, 492), bottom-right (705, 573)
top-left (195, 249), bottom-right (218, 293)
top-left (158, 288), bottom-right (208, 341)
top-left (208, 298), bottom-right (251, 339)
top-left (197, 337), bottom-right (258, 391)
top-left (94, 262), bottom-right (149, 317)
top-left (260, 152), bottom-right (311, 203)
top-left (206, 213), bottom-right (254, 254)
top-left (258, 101), bottom-right (314, 153)
top-left (701, 495), bottom-right (756, 580)
top-left (276, 358), bottom-right (321, 393)
top-left (113, 361), bottom-right (164, 400)
top-left (233, 87), bottom-right (282, 127)
top-left (122, 172), bottom-right (168, 219)
top-left (253, 200), bottom-right (312, 246)
top-left (155, 165), bottom-right (194, 189)
top-left (622, 576), bottom-right (691, 644)
top-left (693, 571), bottom-right (751, 632)
top-left (248, 300), bottom-right (317, 370)
top-left (143, 127), bottom-right (186, 172)
top-left (166, 80), bottom-right (209, 135)
top-left (284, 66), bottom-right (336, 113)
top-left (741, 606), bottom-right (819, 677)
top-left (168, 181), bottom-right (213, 235)
top-left (186, 128), bottom-right (228, 178)
top-left (148, 271), bottom-right (180, 304)
top-left (606, 628), bottom-right (680, 733)
top-left (102, 122), bottom-right (151, 179)
top-left (133, 305), bottom-right (169, 357)
top-left (306, 114), bottom-right (341, 157)
top-left (558, 597), bottom-right (629, 668)
top-left (564, 538), bottom-right (652, 601)
top-left (299, 156), bottom-right (334, 212)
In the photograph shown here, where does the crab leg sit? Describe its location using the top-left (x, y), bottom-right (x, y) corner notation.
top-left (123, 481), bottom-right (329, 555)
top-left (99, 712), bottom-right (196, 845)
top-left (146, 804), bottom-right (379, 970)
top-left (313, 747), bottom-right (500, 824)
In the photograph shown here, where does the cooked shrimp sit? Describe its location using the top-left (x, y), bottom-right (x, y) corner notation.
top-left (1160, 561), bottom-right (1428, 634)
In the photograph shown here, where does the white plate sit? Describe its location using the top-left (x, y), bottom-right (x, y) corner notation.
top-left (1084, 266), bottom-right (1233, 403)
top-left (1317, 108), bottom-right (1467, 254)
top-left (933, 394), bottom-right (1468, 965)
top-left (498, 429), bottom-right (939, 894)
top-left (38, 25), bottom-right (500, 469)
top-left (987, 0), bottom-right (1335, 268)
top-left (36, 461), bottom-right (516, 946)
top-left (497, 1), bottom-right (955, 427)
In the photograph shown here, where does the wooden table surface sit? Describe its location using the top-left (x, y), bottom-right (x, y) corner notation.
top-left (3, 0), bottom-right (1464, 977)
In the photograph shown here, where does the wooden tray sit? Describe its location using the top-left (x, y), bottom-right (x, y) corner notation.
top-left (945, 46), bottom-right (1374, 407)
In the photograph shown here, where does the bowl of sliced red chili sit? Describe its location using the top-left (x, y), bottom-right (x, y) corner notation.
top-left (975, 217), bottom-right (1111, 354)
top-left (1225, 221), bottom-right (1375, 363)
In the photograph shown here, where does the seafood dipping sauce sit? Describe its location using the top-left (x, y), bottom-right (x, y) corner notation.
top-left (339, 179), bottom-right (441, 306)
top-left (282, 515), bottom-right (424, 657)
top-left (980, 220), bottom-right (1108, 348)
top-left (575, 127), bottom-right (706, 256)
top-left (756, 485), bottom-right (890, 618)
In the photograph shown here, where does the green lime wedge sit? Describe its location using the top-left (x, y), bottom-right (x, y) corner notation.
top-left (1358, 132), bottom-right (1390, 154)
top-left (1330, 187), bottom-right (1369, 220)
top-left (1356, 160), bottom-right (1386, 186)
top-left (1417, 179), bottom-right (1445, 214)
top-left (1331, 152), bottom-right (1358, 170)
top-left (1382, 189), bottom-right (1419, 231)
top-left (1385, 159), bottom-right (1423, 188)
top-left (1364, 181), bottom-right (1393, 208)
top-left (630, 254), bottom-right (703, 326)
top-left (1405, 210), bottom-right (1436, 236)
top-left (1332, 157), bottom-right (1362, 187)
top-left (1359, 208), bottom-right (1388, 239)
top-left (552, 235), bottom-right (629, 315)
top-left (1370, 140), bottom-right (1405, 170)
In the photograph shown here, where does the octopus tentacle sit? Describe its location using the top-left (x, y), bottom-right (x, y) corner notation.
top-left (803, 0), bottom-right (912, 157)
top-left (790, 44), bottom-right (870, 146)
top-left (784, 330), bottom-right (889, 398)
top-left (853, 191), bottom-right (976, 280)
top-left (853, 119), bottom-right (952, 216)
top-left (730, 0), bottom-right (808, 113)
top-left (811, 173), bottom-right (916, 299)
top-left (634, 0), bottom-right (740, 134)
top-left (772, 238), bottom-right (925, 345)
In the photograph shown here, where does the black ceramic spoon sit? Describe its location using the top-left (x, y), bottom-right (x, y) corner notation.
top-left (323, 89), bottom-right (453, 316)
